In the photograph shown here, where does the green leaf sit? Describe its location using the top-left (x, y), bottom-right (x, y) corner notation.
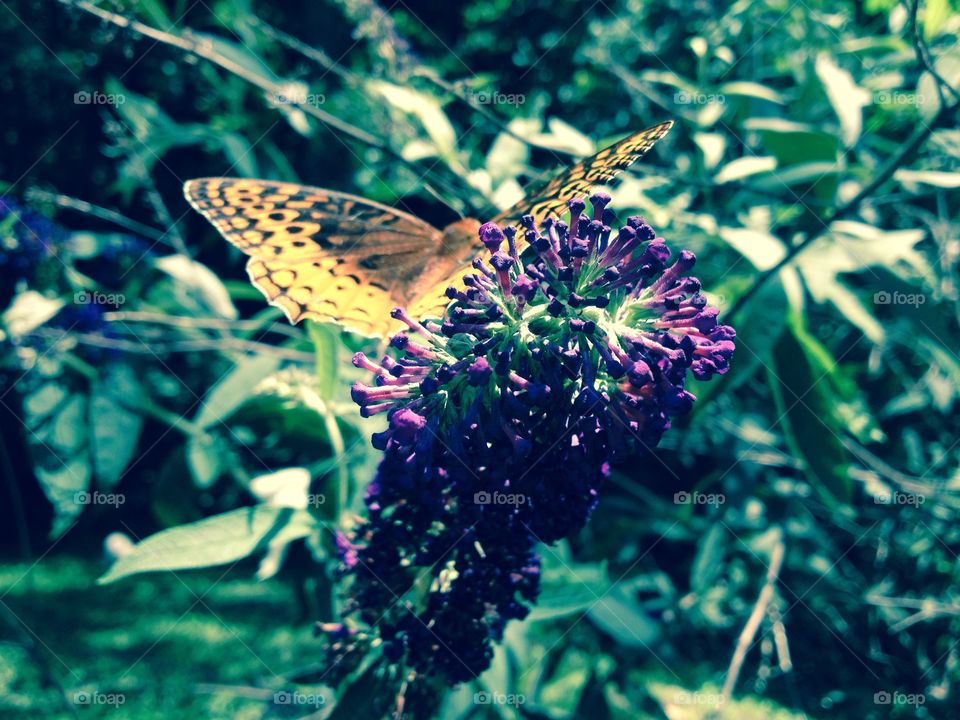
top-left (193, 353), bottom-right (282, 431)
top-left (186, 434), bottom-right (225, 488)
top-left (306, 321), bottom-right (339, 401)
top-left (718, 81), bottom-right (787, 104)
top-left (769, 314), bottom-right (851, 503)
top-left (90, 364), bottom-right (144, 489)
top-left (894, 169), bottom-right (960, 188)
top-left (2, 291), bottom-right (65, 340)
top-left (815, 53), bottom-right (871, 146)
top-left (529, 559), bottom-right (608, 621)
top-left (744, 118), bottom-right (839, 165)
top-left (924, 0), bottom-right (950, 40)
top-left (23, 385), bottom-right (90, 537)
top-left (368, 80), bottom-right (459, 165)
top-left (326, 656), bottom-right (390, 720)
top-left (717, 227), bottom-right (786, 270)
top-left (690, 522), bottom-right (727, 594)
top-left (714, 156), bottom-right (777, 184)
top-left (588, 580), bottom-right (660, 647)
top-left (99, 506), bottom-right (296, 583)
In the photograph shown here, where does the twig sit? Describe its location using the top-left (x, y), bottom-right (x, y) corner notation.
top-left (24, 189), bottom-right (172, 245)
top-left (104, 310), bottom-right (304, 340)
top-left (720, 526), bottom-right (786, 702)
top-left (29, 328), bottom-right (315, 362)
top-left (416, 71), bottom-right (578, 157)
top-left (58, 0), bottom-right (472, 209)
top-left (909, 0), bottom-right (960, 105)
top-left (250, 19), bottom-right (360, 86)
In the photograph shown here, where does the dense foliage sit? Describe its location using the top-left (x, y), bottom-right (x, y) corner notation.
top-left (1, 0), bottom-right (958, 718)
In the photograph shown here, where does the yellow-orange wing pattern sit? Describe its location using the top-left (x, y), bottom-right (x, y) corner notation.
top-left (183, 178), bottom-right (444, 337)
top-left (492, 120), bottom-right (674, 229)
top-left (408, 121), bottom-right (676, 317)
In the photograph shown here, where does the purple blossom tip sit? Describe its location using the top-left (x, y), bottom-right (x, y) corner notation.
top-left (479, 221), bottom-right (506, 251)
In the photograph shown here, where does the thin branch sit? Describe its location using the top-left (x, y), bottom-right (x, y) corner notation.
top-left (727, 96), bottom-right (959, 320)
top-left (24, 189), bottom-right (172, 245)
top-left (416, 71), bottom-right (578, 157)
top-left (720, 526), bottom-right (786, 702)
top-left (30, 328), bottom-right (315, 362)
top-left (250, 19), bottom-right (361, 86)
top-left (104, 310), bottom-right (305, 340)
top-left (909, 0), bottom-right (960, 104)
top-left (58, 0), bottom-right (472, 210)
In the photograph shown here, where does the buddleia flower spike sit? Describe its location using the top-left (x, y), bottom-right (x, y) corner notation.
top-left (324, 193), bottom-right (735, 709)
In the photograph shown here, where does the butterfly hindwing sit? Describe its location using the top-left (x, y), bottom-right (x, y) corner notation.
top-left (183, 178), bottom-right (443, 336)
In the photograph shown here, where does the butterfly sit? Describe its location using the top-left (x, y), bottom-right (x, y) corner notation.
top-left (183, 120), bottom-right (673, 337)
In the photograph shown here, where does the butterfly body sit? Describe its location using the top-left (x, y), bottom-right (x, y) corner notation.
top-left (184, 120), bottom-right (673, 337)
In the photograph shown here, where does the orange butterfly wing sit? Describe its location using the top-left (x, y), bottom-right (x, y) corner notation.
top-left (183, 178), bottom-right (445, 336)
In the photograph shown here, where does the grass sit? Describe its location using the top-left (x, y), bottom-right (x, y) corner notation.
top-left (0, 555), bottom-right (326, 719)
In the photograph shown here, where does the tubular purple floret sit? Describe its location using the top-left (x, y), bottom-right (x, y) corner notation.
top-left (479, 221), bottom-right (506, 251)
top-left (390, 307), bottom-right (434, 338)
top-left (589, 192), bottom-right (611, 222)
top-left (353, 351), bottom-right (383, 374)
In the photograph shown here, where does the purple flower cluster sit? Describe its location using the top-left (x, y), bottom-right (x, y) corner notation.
top-left (0, 196), bottom-right (58, 290)
top-left (325, 194), bottom-right (735, 688)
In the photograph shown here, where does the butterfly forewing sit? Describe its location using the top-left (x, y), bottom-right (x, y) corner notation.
top-left (183, 178), bottom-right (443, 336)
top-left (492, 120), bottom-right (674, 229)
